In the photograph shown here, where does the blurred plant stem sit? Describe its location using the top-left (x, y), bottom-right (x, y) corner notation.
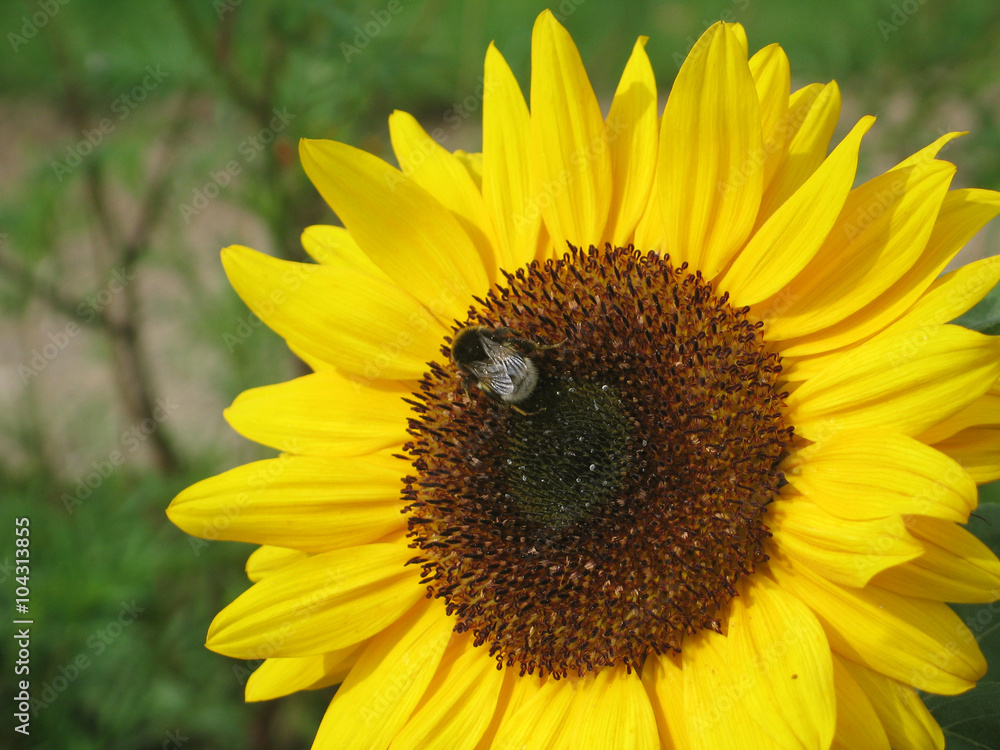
top-left (0, 22), bottom-right (190, 474)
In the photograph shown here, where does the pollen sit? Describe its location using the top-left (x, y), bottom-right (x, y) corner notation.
top-left (402, 245), bottom-right (792, 678)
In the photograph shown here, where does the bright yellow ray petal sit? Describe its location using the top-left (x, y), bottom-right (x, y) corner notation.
top-left (918, 390), bottom-right (1000, 444)
top-left (932, 426), bottom-right (1000, 483)
top-left (553, 668), bottom-right (659, 750)
top-left (478, 672), bottom-right (546, 750)
top-left (222, 245), bottom-right (446, 379)
top-left (762, 160), bottom-right (955, 341)
top-left (839, 657), bottom-right (945, 750)
top-left (878, 254), bottom-right (1000, 340)
top-left (785, 325), bottom-right (1000, 439)
top-left (245, 545), bottom-right (308, 582)
top-left (892, 131), bottom-right (966, 170)
top-left (311, 600), bottom-right (453, 750)
top-left (483, 43), bottom-right (539, 270)
top-left (453, 150), bottom-right (483, 188)
top-left (206, 542), bottom-right (422, 657)
top-left (224, 370), bottom-right (412, 456)
top-left (768, 501), bottom-right (922, 587)
top-left (780, 253), bottom-right (1000, 384)
top-left (300, 224), bottom-right (391, 280)
top-left (167, 454), bottom-right (406, 552)
top-left (682, 576), bottom-right (835, 750)
top-left (388, 110), bottom-right (499, 276)
top-left (830, 655), bottom-right (890, 750)
top-left (390, 634), bottom-right (505, 750)
top-left (299, 138), bottom-right (488, 314)
top-left (724, 116), bottom-right (873, 307)
top-left (604, 36), bottom-right (658, 246)
top-left (774, 187), bottom-right (1000, 355)
top-left (756, 81), bottom-right (841, 227)
top-left (490, 675), bottom-right (578, 749)
top-left (871, 515), bottom-right (1000, 603)
top-left (633, 160), bottom-right (666, 251)
top-left (659, 22), bottom-right (763, 278)
top-left (530, 10), bottom-right (612, 249)
top-left (781, 431), bottom-right (976, 522)
top-left (245, 645), bottom-right (365, 701)
top-left (748, 43), bottom-right (790, 191)
top-left (641, 652), bottom-right (684, 750)
top-left (769, 555), bottom-right (985, 695)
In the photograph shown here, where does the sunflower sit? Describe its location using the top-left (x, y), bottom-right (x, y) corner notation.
top-left (167, 11), bottom-right (1000, 749)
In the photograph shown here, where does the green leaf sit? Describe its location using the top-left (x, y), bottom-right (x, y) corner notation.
top-left (952, 281), bottom-right (1000, 335)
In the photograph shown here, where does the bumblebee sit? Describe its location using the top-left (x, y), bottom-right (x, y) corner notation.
top-left (450, 326), bottom-right (556, 409)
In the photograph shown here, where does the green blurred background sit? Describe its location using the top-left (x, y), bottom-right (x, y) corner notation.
top-left (2, 0), bottom-right (1000, 747)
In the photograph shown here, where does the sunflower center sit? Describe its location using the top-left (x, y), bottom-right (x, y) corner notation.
top-left (403, 246), bottom-right (791, 678)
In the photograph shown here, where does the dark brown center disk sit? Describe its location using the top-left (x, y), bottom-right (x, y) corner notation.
top-left (402, 246), bottom-right (791, 678)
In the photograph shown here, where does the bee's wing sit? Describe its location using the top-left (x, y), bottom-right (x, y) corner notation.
top-left (471, 360), bottom-right (516, 398)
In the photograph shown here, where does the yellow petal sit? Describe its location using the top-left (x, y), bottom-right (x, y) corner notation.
top-left (773, 187), bottom-right (1000, 355)
top-left (839, 657), bottom-right (945, 750)
top-left (224, 370), bottom-right (412, 456)
top-left (206, 542), bottom-right (422, 657)
top-left (769, 554), bottom-right (986, 695)
top-left (932, 426), bottom-right (1000, 483)
top-left (553, 669), bottom-right (659, 750)
top-left (245, 645), bottom-right (364, 701)
top-left (482, 43), bottom-right (539, 270)
top-left (879, 253), bottom-right (1000, 341)
top-left (918, 390), bottom-right (1000, 444)
top-left (390, 634), bottom-right (505, 750)
top-left (633, 160), bottom-right (666, 251)
top-left (780, 252), bottom-right (1000, 384)
top-left (479, 671), bottom-right (546, 750)
top-left (724, 116), bottom-right (873, 307)
top-left (604, 37), bottom-right (658, 246)
top-left (659, 22), bottom-right (763, 278)
top-left (781, 432), bottom-right (976, 522)
top-left (830, 654), bottom-right (890, 750)
top-left (453, 150), bottom-right (483, 189)
top-left (871, 515), bottom-right (1000, 603)
top-left (490, 674), bottom-right (578, 749)
top-left (300, 224), bottom-right (391, 280)
top-left (682, 576), bottom-right (835, 750)
top-left (768, 500), bottom-right (922, 587)
top-left (785, 324), bottom-right (1000, 439)
top-left (245, 545), bottom-right (307, 582)
top-left (891, 131), bottom-right (966, 170)
top-left (167, 454), bottom-right (406, 552)
top-left (763, 160), bottom-right (955, 341)
top-left (530, 10), bottom-right (612, 249)
top-left (756, 82), bottom-right (841, 227)
top-left (222, 245), bottom-right (446, 379)
top-left (300, 138), bottom-right (488, 314)
top-left (748, 43), bottom-right (791, 191)
top-left (312, 600), bottom-right (454, 750)
top-left (641, 652), bottom-right (684, 750)
top-left (492, 669), bottom-right (658, 750)
top-left (389, 110), bottom-right (499, 277)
